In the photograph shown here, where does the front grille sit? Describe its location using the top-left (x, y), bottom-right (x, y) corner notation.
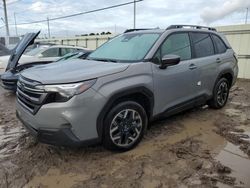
top-left (16, 76), bottom-right (48, 114)
top-left (1, 79), bottom-right (17, 88)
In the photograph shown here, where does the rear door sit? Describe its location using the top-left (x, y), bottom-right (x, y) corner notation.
top-left (189, 32), bottom-right (219, 97)
top-left (152, 32), bottom-right (200, 115)
top-left (211, 34), bottom-right (230, 65)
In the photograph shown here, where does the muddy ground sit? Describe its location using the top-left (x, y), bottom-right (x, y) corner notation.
top-left (0, 80), bottom-right (250, 188)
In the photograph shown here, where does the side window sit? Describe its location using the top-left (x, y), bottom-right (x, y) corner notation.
top-left (191, 33), bottom-right (214, 58)
top-left (212, 34), bottom-right (227, 54)
top-left (60, 48), bottom-right (76, 56)
top-left (160, 33), bottom-right (191, 61)
top-left (41, 48), bottom-right (59, 57)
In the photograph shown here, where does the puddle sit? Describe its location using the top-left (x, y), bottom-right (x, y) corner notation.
top-left (224, 108), bottom-right (248, 123)
top-left (24, 168), bottom-right (89, 188)
top-left (224, 108), bottom-right (242, 117)
top-left (229, 131), bottom-right (250, 142)
top-left (0, 126), bottom-right (25, 159)
top-left (230, 101), bottom-right (250, 107)
top-left (216, 142), bottom-right (250, 187)
top-left (0, 126), bottom-right (24, 141)
top-left (164, 119), bottom-right (226, 153)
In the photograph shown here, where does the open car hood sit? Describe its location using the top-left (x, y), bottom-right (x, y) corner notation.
top-left (6, 31), bottom-right (40, 71)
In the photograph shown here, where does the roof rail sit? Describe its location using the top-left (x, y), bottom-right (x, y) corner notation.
top-left (124, 28), bottom-right (159, 33)
top-left (166, 25), bottom-right (217, 31)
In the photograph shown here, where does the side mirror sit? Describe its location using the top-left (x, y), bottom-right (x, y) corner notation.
top-left (159, 54), bottom-right (180, 69)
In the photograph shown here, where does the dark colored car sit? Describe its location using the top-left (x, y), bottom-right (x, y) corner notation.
top-left (0, 31), bottom-right (91, 91)
top-left (0, 43), bottom-right (11, 56)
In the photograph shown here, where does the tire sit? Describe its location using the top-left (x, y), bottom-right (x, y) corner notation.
top-left (208, 78), bottom-right (230, 109)
top-left (103, 101), bottom-right (148, 151)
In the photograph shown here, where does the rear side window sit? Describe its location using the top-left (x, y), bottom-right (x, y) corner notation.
top-left (41, 48), bottom-right (59, 57)
top-left (60, 48), bottom-right (77, 56)
top-left (212, 34), bottom-right (227, 54)
top-left (191, 33), bottom-right (214, 58)
top-left (160, 33), bottom-right (191, 61)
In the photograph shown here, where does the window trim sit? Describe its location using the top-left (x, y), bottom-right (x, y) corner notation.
top-left (189, 31), bottom-right (216, 59)
top-left (151, 31), bottom-right (193, 64)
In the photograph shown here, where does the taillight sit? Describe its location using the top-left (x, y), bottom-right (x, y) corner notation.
top-left (233, 53), bottom-right (238, 63)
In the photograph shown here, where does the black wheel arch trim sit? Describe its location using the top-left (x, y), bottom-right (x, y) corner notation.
top-left (216, 69), bottom-right (234, 87)
top-left (96, 86), bottom-right (154, 141)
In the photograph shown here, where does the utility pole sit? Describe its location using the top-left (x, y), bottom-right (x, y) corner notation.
top-left (2, 0), bottom-right (10, 46)
top-left (133, 0), bottom-right (136, 29)
top-left (246, 8), bottom-right (249, 24)
top-left (14, 12), bottom-right (18, 36)
top-left (47, 17), bottom-right (51, 38)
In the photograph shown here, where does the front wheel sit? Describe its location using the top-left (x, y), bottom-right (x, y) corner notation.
top-left (103, 101), bottom-right (148, 151)
top-left (208, 78), bottom-right (230, 109)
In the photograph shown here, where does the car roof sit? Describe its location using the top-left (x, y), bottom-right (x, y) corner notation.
top-left (124, 25), bottom-right (218, 35)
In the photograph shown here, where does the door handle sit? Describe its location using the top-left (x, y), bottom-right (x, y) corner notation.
top-left (189, 64), bottom-right (197, 70)
top-left (216, 58), bottom-right (221, 63)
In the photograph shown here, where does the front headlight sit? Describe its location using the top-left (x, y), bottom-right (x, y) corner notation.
top-left (35, 79), bottom-right (96, 98)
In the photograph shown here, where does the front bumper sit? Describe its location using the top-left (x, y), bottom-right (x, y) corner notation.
top-left (16, 88), bottom-right (106, 147)
top-left (16, 110), bottom-right (91, 147)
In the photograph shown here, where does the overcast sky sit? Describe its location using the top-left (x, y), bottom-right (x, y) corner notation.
top-left (0, 0), bottom-right (250, 37)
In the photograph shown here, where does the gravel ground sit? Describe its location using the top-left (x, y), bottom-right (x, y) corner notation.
top-left (0, 80), bottom-right (249, 188)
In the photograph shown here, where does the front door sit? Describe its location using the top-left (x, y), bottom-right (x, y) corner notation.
top-left (152, 32), bottom-right (200, 115)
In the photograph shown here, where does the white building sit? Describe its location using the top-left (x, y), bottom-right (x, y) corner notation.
top-left (217, 24), bottom-right (250, 79)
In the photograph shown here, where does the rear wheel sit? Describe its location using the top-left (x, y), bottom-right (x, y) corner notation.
top-left (103, 101), bottom-right (148, 151)
top-left (208, 78), bottom-right (230, 109)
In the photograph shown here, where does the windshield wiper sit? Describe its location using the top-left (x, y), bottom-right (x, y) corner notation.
top-left (87, 58), bottom-right (118, 63)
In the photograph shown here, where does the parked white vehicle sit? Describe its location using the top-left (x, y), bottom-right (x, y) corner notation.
top-left (0, 45), bottom-right (87, 74)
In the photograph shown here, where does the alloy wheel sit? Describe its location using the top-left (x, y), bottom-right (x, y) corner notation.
top-left (109, 109), bottom-right (142, 147)
top-left (217, 81), bottom-right (229, 106)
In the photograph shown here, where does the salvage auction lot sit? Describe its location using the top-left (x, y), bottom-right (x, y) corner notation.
top-left (0, 80), bottom-right (249, 188)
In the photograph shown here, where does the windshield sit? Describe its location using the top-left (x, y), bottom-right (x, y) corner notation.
top-left (88, 33), bottom-right (160, 62)
top-left (25, 47), bottom-right (45, 56)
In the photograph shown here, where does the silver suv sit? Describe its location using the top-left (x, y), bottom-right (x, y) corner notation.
top-left (16, 25), bottom-right (238, 151)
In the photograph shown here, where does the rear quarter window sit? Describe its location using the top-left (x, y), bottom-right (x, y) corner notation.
top-left (212, 34), bottom-right (227, 54)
